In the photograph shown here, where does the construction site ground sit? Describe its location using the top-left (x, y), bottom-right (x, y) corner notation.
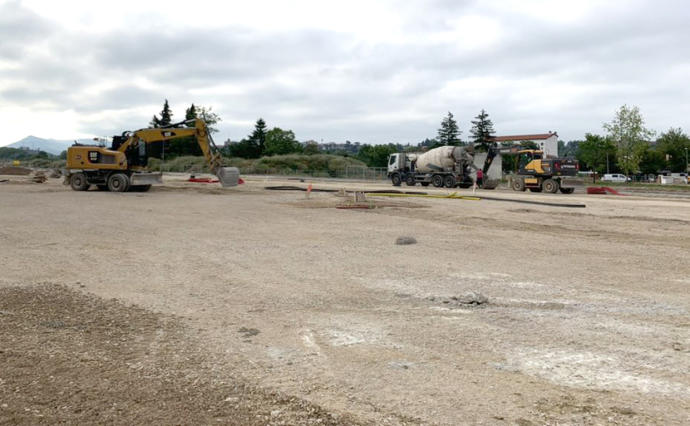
top-left (1, 174), bottom-right (689, 425)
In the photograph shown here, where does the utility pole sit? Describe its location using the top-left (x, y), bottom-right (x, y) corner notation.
top-left (685, 147), bottom-right (688, 173)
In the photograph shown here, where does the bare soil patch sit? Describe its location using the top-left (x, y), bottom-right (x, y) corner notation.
top-left (1, 177), bottom-right (688, 425)
top-left (0, 284), bottom-right (358, 425)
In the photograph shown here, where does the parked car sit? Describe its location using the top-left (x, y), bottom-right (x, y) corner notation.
top-left (601, 173), bottom-right (629, 183)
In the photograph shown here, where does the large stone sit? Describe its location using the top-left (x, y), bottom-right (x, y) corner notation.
top-left (395, 236), bottom-right (417, 245)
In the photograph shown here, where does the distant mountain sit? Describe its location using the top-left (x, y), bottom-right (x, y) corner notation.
top-left (4, 136), bottom-right (91, 155)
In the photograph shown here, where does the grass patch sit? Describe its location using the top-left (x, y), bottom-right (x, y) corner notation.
top-left (148, 154), bottom-right (368, 177)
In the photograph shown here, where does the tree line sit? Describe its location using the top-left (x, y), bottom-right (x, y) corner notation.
top-left (146, 101), bottom-right (689, 173)
top-left (562, 105), bottom-right (688, 175)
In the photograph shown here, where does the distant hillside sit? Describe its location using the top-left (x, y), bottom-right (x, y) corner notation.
top-left (4, 136), bottom-right (81, 155)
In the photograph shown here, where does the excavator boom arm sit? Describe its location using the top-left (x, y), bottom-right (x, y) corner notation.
top-left (120, 118), bottom-right (238, 186)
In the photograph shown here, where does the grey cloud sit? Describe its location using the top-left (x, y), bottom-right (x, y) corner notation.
top-left (2, 1), bottom-right (689, 144)
top-left (0, 1), bottom-right (54, 59)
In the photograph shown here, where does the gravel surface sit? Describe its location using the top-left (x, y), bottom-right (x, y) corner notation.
top-left (1, 174), bottom-right (688, 425)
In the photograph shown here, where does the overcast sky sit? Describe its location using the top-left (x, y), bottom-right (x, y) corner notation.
top-left (1, 0), bottom-right (689, 146)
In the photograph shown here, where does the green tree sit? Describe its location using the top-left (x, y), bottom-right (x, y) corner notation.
top-left (149, 115), bottom-right (160, 128)
top-left (264, 128), bottom-right (302, 156)
top-left (469, 109), bottom-right (495, 146)
top-left (185, 103), bottom-right (197, 123)
top-left (437, 112), bottom-right (461, 146)
top-left (149, 99), bottom-right (173, 128)
top-left (249, 118), bottom-right (267, 156)
top-left (303, 141), bottom-right (319, 155)
top-left (639, 146), bottom-right (667, 175)
top-left (227, 118), bottom-right (267, 159)
top-left (575, 133), bottom-right (617, 174)
top-left (198, 106), bottom-right (221, 134)
top-left (226, 140), bottom-right (258, 159)
top-left (159, 99), bottom-right (173, 126)
top-left (656, 128), bottom-right (690, 172)
top-left (603, 105), bottom-right (655, 175)
top-left (418, 138), bottom-right (442, 150)
top-left (356, 144), bottom-right (398, 167)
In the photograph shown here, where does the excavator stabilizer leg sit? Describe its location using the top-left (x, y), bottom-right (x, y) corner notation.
top-left (216, 167), bottom-right (240, 187)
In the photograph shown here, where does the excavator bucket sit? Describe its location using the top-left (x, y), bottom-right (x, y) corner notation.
top-left (216, 167), bottom-right (240, 187)
top-left (130, 172), bottom-right (163, 186)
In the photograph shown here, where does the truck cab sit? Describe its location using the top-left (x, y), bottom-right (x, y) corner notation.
top-left (388, 152), bottom-right (412, 175)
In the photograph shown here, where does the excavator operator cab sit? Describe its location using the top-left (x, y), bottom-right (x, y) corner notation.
top-left (518, 150), bottom-right (543, 174)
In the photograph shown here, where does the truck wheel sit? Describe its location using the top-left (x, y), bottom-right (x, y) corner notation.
top-left (405, 175), bottom-right (416, 186)
top-left (559, 187), bottom-right (574, 194)
top-left (391, 174), bottom-right (402, 186)
top-left (69, 173), bottom-right (90, 191)
top-left (543, 179), bottom-right (559, 193)
top-left (444, 175), bottom-right (456, 188)
top-left (108, 173), bottom-right (130, 192)
top-left (511, 177), bottom-right (526, 192)
top-left (432, 174), bottom-right (444, 187)
top-left (421, 182), bottom-right (430, 187)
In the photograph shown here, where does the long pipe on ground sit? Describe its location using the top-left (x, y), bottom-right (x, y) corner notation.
top-left (264, 186), bottom-right (586, 208)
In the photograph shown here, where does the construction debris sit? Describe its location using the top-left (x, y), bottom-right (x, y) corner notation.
top-left (31, 174), bottom-right (47, 183)
top-left (452, 292), bottom-right (488, 305)
top-left (429, 292), bottom-right (488, 306)
top-left (395, 236), bottom-right (417, 245)
top-left (0, 166), bottom-right (32, 175)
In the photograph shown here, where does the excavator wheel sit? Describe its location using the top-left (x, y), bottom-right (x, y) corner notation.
top-left (432, 174), bottom-right (444, 187)
top-left (559, 187), bottom-right (574, 194)
top-left (543, 179), bottom-right (559, 193)
top-left (511, 177), bottom-right (526, 192)
top-left (108, 173), bottom-right (130, 192)
top-left (391, 173), bottom-right (402, 186)
top-left (70, 173), bottom-right (90, 191)
top-left (444, 175), bottom-right (456, 188)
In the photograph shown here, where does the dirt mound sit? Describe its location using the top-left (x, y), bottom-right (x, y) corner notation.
top-left (0, 166), bottom-right (32, 175)
top-left (0, 284), bottom-right (356, 425)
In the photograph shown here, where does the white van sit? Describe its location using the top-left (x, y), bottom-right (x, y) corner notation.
top-left (601, 173), bottom-right (628, 182)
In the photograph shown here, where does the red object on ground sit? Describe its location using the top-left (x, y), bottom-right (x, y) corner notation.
top-left (188, 177), bottom-right (219, 183)
top-left (586, 186), bottom-right (625, 195)
top-left (238, 178), bottom-right (244, 184)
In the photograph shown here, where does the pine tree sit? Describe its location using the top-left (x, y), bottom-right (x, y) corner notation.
top-left (159, 99), bottom-right (173, 127)
top-left (470, 109), bottom-right (495, 146)
top-left (185, 103), bottom-right (197, 124)
top-left (149, 115), bottom-right (160, 128)
top-left (250, 118), bottom-right (268, 156)
top-left (437, 112), bottom-right (461, 146)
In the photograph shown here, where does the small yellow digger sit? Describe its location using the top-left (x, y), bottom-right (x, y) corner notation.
top-left (64, 119), bottom-right (238, 192)
top-left (510, 149), bottom-right (580, 193)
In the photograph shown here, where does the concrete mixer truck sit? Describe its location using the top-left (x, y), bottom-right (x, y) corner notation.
top-left (387, 145), bottom-right (475, 188)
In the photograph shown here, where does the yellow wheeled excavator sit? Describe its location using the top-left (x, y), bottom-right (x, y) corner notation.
top-left (64, 118), bottom-right (239, 192)
top-left (509, 149), bottom-right (580, 193)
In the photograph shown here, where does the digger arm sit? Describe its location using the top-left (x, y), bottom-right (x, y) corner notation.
top-left (119, 118), bottom-right (238, 186)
